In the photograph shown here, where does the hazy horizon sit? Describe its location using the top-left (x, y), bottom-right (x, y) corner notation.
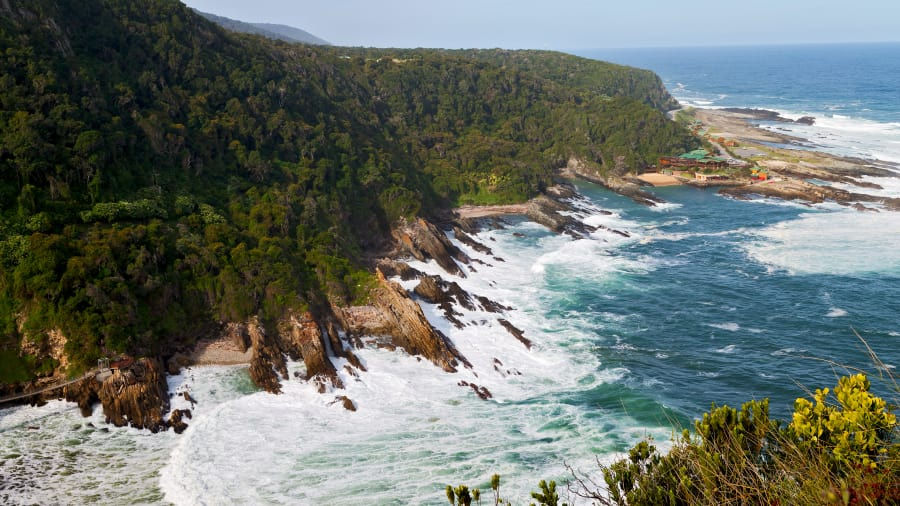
top-left (182, 0), bottom-right (900, 49)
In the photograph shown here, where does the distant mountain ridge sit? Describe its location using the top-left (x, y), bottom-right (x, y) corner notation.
top-left (195, 9), bottom-right (329, 45)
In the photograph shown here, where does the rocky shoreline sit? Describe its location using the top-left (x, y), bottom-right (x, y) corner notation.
top-left (1, 183), bottom-right (601, 433)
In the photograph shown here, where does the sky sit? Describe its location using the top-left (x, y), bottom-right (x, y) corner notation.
top-left (182, 0), bottom-right (900, 49)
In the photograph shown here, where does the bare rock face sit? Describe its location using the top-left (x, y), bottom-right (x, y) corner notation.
top-left (365, 269), bottom-right (469, 372)
top-left (223, 322), bottom-right (251, 352)
top-left (277, 312), bottom-right (343, 393)
top-left (96, 358), bottom-right (169, 433)
top-left (64, 376), bottom-right (101, 417)
top-left (247, 317), bottom-right (287, 394)
top-left (393, 217), bottom-right (469, 277)
top-left (525, 195), bottom-right (597, 238)
top-left (375, 258), bottom-right (424, 281)
top-left (19, 328), bottom-right (69, 376)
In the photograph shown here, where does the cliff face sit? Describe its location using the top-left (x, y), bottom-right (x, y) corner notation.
top-left (96, 358), bottom-right (169, 432)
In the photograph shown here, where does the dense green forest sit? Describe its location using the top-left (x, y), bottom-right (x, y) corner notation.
top-left (0, 0), bottom-right (698, 381)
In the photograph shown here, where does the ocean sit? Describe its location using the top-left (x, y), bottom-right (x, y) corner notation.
top-left (2, 44), bottom-right (899, 505)
top-left (575, 43), bottom-right (900, 165)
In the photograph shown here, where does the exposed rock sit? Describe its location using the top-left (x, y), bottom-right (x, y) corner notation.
top-left (498, 319), bottom-right (532, 349)
top-left (169, 408), bottom-right (191, 434)
top-left (96, 358), bottom-right (169, 433)
top-left (720, 180), bottom-right (900, 211)
top-left (795, 116), bottom-right (816, 125)
top-left (562, 157), bottom-right (664, 206)
top-left (451, 225), bottom-right (493, 255)
top-left (331, 395), bottom-right (357, 411)
top-left (525, 195), bottom-right (597, 238)
top-left (63, 376), bottom-right (100, 417)
top-left (363, 269), bottom-right (469, 372)
top-left (376, 258), bottom-right (424, 281)
top-left (247, 318), bottom-right (287, 394)
top-left (166, 352), bottom-right (192, 375)
top-left (19, 328), bottom-right (69, 376)
top-left (476, 295), bottom-right (512, 314)
top-left (720, 108), bottom-right (792, 122)
top-left (223, 322), bottom-right (251, 352)
top-left (277, 312), bottom-right (343, 393)
top-left (458, 380), bottom-right (493, 400)
top-left (393, 217), bottom-right (469, 277)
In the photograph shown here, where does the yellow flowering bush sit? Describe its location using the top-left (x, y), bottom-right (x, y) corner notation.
top-left (791, 374), bottom-right (896, 469)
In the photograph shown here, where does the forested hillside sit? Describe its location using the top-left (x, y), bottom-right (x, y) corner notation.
top-left (0, 0), bottom-right (698, 381)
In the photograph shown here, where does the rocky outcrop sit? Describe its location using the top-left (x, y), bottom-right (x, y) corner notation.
top-left (367, 270), bottom-right (469, 371)
top-left (498, 319), bottom-right (532, 349)
top-left (96, 358), bottom-right (169, 433)
top-left (393, 217), bottom-right (469, 277)
top-left (526, 195), bottom-right (597, 238)
top-left (451, 225), bottom-right (493, 255)
top-left (246, 318), bottom-right (287, 394)
top-left (720, 180), bottom-right (900, 211)
top-left (561, 157), bottom-right (663, 206)
top-left (412, 274), bottom-right (511, 328)
top-left (458, 380), bottom-right (493, 400)
top-left (331, 395), bottom-right (356, 411)
top-left (375, 258), bottom-right (424, 281)
top-left (277, 312), bottom-right (343, 393)
top-left (795, 116), bottom-right (816, 125)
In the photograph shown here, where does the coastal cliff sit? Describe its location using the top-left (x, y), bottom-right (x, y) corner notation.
top-left (0, 0), bottom-right (698, 422)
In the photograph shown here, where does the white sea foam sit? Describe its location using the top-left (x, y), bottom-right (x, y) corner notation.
top-left (156, 205), bottom-right (671, 504)
top-left (758, 110), bottom-right (900, 165)
top-left (708, 322), bottom-right (740, 332)
top-left (715, 344), bottom-right (738, 354)
top-left (744, 210), bottom-right (900, 276)
top-left (826, 307), bottom-right (848, 318)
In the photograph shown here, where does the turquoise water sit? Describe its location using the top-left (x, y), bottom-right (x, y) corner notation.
top-left (2, 44), bottom-right (900, 506)
top-left (556, 183), bottom-right (899, 424)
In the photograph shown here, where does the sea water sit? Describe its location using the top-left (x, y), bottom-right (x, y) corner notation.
top-left (2, 45), bottom-right (900, 505)
top-left (576, 43), bottom-right (900, 164)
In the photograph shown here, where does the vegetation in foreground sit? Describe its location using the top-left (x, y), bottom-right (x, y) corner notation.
top-left (447, 374), bottom-right (899, 505)
top-left (0, 0), bottom-right (698, 381)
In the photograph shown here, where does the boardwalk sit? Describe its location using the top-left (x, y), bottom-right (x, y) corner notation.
top-left (0, 370), bottom-right (100, 406)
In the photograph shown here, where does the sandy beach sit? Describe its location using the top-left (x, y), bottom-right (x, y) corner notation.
top-left (454, 203), bottom-right (528, 219)
top-left (189, 337), bottom-right (252, 365)
top-left (637, 173), bottom-right (683, 186)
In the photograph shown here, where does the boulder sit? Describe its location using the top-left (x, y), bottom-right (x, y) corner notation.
top-left (393, 217), bottom-right (469, 277)
top-left (375, 258), bottom-right (424, 281)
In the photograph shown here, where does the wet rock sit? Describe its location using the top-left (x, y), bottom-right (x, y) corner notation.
top-left (96, 358), bottom-right (169, 433)
top-left (376, 258), bottom-right (424, 281)
top-left (525, 195), bottom-right (598, 238)
top-left (795, 116), bottom-right (816, 125)
top-left (393, 217), bottom-right (470, 277)
top-left (247, 317), bottom-right (287, 394)
top-left (277, 312), bottom-right (343, 393)
top-left (166, 352), bottom-right (191, 375)
top-left (451, 225), bottom-right (493, 255)
top-left (562, 157), bottom-right (663, 206)
top-left (332, 395), bottom-right (357, 411)
top-left (366, 269), bottom-right (470, 372)
top-left (169, 408), bottom-right (191, 434)
top-left (498, 319), bottom-right (532, 349)
top-left (458, 380), bottom-right (493, 400)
